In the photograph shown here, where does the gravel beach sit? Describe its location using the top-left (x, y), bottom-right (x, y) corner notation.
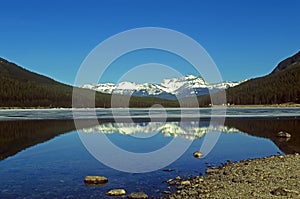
top-left (163, 154), bottom-right (300, 198)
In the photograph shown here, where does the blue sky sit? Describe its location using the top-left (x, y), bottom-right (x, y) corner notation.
top-left (0, 0), bottom-right (299, 85)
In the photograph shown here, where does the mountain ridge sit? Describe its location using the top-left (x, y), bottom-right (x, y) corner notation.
top-left (82, 75), bottom-right (241, 100)
top-left (0, 57), bottom-right (60, 85)
top-left (271, 51), bottom-right (300, 74)
top-left (224, 51), bottom-right (300, 105)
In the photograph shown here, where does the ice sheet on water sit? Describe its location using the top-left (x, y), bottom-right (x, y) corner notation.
top-left (0, 108), bottom-right (299, 121)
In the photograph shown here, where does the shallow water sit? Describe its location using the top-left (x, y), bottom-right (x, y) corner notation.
top-left (0, 108), bottom-right (299, 198)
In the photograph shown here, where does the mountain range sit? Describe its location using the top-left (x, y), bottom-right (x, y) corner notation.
top-left (82, 75), bottom-right (241, 100)
top-left (0, 50), bottom-right (299, 107)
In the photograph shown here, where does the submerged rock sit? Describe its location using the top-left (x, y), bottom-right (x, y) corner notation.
top-left (84, 176), bottom-right (108, 185)
top-left (277, 131), bottom-right (291, 138)
top-left (127, 191), bottom-right (148, 199)
top-left (163, 169), bottom-right (174, 172)
top-left (193, 151), bottom-right (203, 158)
top-left (106, 189), bottom-right (126, 196)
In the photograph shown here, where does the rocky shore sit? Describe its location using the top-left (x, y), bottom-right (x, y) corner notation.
top-left (163, 154), bottom-right (300, 198)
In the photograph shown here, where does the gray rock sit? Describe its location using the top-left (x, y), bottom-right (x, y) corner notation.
top-left (127, 191), bottom-right (148, 199)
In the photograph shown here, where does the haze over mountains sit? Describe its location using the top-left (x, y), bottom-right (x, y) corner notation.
top-left (82, 75), bottom-right (241, 100)
top-left (0, 50), bottom-right (299, 107)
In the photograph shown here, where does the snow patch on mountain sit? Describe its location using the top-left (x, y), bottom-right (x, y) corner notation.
top-left (81, 75), bottom-right (243, 99)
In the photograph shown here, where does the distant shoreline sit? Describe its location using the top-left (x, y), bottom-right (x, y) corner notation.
top-left (228, 103), bottom-right (300, 108)
top-left (0, 104), bottom-right (300, 110)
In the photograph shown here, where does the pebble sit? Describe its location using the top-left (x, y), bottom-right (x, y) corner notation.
top-left (205, 168), bottom-right (218, 175)
top-left (180, 180), bottom-right (191, 186)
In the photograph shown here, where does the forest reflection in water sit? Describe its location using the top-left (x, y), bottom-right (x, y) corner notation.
top-left (0, 118), bottom-right (299, 161)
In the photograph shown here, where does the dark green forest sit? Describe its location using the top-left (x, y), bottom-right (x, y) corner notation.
top-left (0, 58), bottom-right (178, 108)
top-left (226, 63), bottom-right (300, 105)
top-left (196, 52), bottom-right (300, 106)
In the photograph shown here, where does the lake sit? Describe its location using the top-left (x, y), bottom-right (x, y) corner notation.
top-left (0, 108), bottom-right (299, 198)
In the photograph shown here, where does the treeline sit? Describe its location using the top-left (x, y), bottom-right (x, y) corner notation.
top-left (195, 63), bottom-right (300, 106)
top-left (1, 54), bottom-right (299, 107)
top-left (226, 63), bottom-right (300, 105)
top-left (0, 56), bottom-right (180, 108)
top-left (0, 76), bottom-right (179, 108)
top-left (0, 76), bottom-right (73, 107)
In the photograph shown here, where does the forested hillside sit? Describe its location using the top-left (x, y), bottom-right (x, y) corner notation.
top-left (0, 58), bottom-right (178, 108)
top-left (226, 62), bottom-right (300, 105)
top-left (197, 51), bottom-right (300, 106)
top-left (1, 50), bottom-right (299, 108)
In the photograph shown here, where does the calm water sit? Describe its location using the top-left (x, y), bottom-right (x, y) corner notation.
top-left (0, 108), bottom-right (300, 198)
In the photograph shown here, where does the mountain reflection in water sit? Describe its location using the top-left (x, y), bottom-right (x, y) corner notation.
top-left (81, 122), bottom-right (239, 140)
top-left (224, 119), bottom-right (300, 154)
top-left (0, 118), bottom-right (299, 162)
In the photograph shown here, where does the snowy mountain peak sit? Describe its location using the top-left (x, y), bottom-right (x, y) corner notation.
top-left (81, 75), bottom-right (243, 100)
top-left (116, 82), bottom-right (137, 89)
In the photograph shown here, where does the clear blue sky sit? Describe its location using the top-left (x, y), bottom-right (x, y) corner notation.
top-left (0, 0), bottom-right (299, 85)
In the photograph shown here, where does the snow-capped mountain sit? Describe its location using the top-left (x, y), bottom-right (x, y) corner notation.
top-left (82, 75), bottom-right (242, 100)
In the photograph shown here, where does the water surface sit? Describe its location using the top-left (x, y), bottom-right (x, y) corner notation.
top-left (0, 108), bottom-right (300, 198)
